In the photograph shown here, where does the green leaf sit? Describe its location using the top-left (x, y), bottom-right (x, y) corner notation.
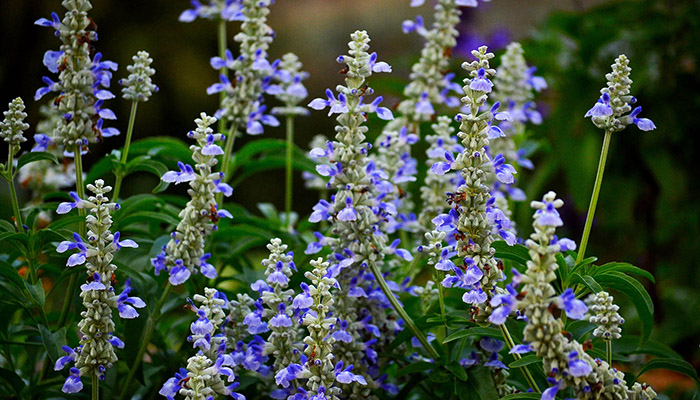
top-left (445, 362), bottom-right (468, 381)
top-left (555, 253), bottom-right (569, 288)
top-left (566, 320), bottom-right (596, 341)
top-left (24, 280), bottom-right (45, 307)
top-left (39, 325), bottom-right (67, 364)
top-left (493, 241), bottom-right (530, 265)
top-left (508, 355), bottom-right (541, 368)
top-left (465, 366), bottom-right (499, 400)
top-left (115, 211), bottom-right (180, 230)
top-left (570, 273), bottom-right (603, 294)
top-left (127, 158), bottom-right (168, 177)
top-left (0, 367), bottom-right (24, 396)
top-left (0, 258), bottom-right (24, 289)
top-left (635, 358), bottom-right (700, 384)
top-left (396, 361), bottom-right (434, 377)
top-left (500, 393), bottom-right (541, 400)
top-left (16, 151), bottom-right (58, 171)
top-left (595, 262), bottom-right (655, 283)
top-left (594, 271), bottom-right (654, 342)
top-left (571, 256), bottom-right (598, 275)
top-left (443, 327), bottom-right (503, 344)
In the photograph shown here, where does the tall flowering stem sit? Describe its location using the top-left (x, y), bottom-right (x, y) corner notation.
top-left (578, 55), bottom-right (655, 265)
top-left (113, 50), bottom-right (158, 200)
top-left (54, 179), bottom-right (144, 395)
top-left (0, 98), bottom-right (30, 234)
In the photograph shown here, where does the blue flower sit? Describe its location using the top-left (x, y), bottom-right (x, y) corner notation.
top-left (275, 360), bottom-right (303, 388)
top-left (469, 68), bottom-right (493, 93)
top-left (35, 12), bottom-right (61, 32)
top-left (332, 320), bottom-right (353, 343)
top-left (361, 315), bottom-right (380, 337)
top-left (430, 150), bottom-right (455, 175)
top-left (34, 76), bottom-right (60, 101)
top-left (585, 92), bottom-right (613, 118)
top-left (292, 283), bottom-right (314, 309)
top-left (207, 74), bottom-right (234, 95)
top-left (161, 161), bottom-right (196, 184)
top-left (61, 367), bottom-right (83, 393)
top-left (337, 197), bottom-right (358, 221)
top-left (267, 261), bottom-right (289, 286)
top-left (492, 153), bottom-right (516, 184)
top-left (42, 50), bottom-right (63, 73)
top-left (415, 92), bottom-right (435, 115)
top-left (159, 367), bottom-right (188, 399)
top-left (57, 233), bottom-right (88, 267)
top-left (462, 287), bottom-right (487, 304)
top-left (113, 231), bottom-right (138, 250)
top-left (270, 304), bottom-right (292, 328)
top-left (57, 191), bottom-right (84, 214)
top-left (334, 361), bottom-right (367, 385)
top-left (535, 197), bottom-right (563, 227)
top-left (628, 106), bottom-right (656, 131)
top-left (213, 177), bottom-right (233, 197)
top-left (108, 335), bottom-right (125, 349)
top-left (54, 345), bottom-right (78, 371)
top-left (168, 259), bottom-right (191, 285)
top-left (459, 351), bottom-right (479, 367)
top-left (247, 104), bottom-right (279, 135)
top-left (80, 273), bottom-right (106, 292)
top-left (386, 239), bottom-right (413, 261)
top-left (202, 133), bottom-right (224, 155)
top-left (557, 288), bottom-right (588, 320)
top-left (542, 378), bottom-right (563, 400)
top-left (484, 352), bottom-right (508, 369)
top-left (551, 235), bottom-right (576, 251)
top-left (411, 332), bottom-right (436, 348)
top-left (305, 231), bottom-right (328, 254)
top-left (509, 343), bottom-right (532, 354)
top-left (308, 89), bottom-right (348, 116)
top-left (368, 52), bottom-right (391, 73)
top-left (434, 248), bottom-right (456, 271)
top-left (488, 285), bottom-right (517, 325)
top-left (361, 95), bottom-right (393, 120)
top-left (432, 207), bottom-right (459, 232)
top-left (480, 337), bottom-right (504, 352)
top-left (243, 301), bottom-right (269, 334)
top-left (348, 277), bottom-right (367, 297)
top-left (115, 279), bottom-right (146, 319)
top-left (568, 351), bottom-right (592, 377)
top-left (31, 134), bottom-right (52, 152)
top-left (211, 49), bottom-right (236, 70)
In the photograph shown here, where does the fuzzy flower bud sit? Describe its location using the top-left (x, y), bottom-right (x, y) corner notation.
top-left (120, 50), bottom-right (158, 102)
top-left (587, 291), bottom-right (625, 340)
top-left (271, 53), bottom-right (310, 116)
top-left (1, 97), bottom-right (29, 146)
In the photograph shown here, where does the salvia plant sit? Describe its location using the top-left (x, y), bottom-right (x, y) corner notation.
top-left (1, 1), bottom-right (696, 400)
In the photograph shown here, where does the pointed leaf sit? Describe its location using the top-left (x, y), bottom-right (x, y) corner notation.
top-left (16, 151), bottom-right (58, 171)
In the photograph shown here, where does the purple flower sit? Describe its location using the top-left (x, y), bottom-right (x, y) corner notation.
top-left (535, 197), bottom-right (563, 227)
top-left (432, 207), bottom-right (459, 232)
top-left (162, 161), bottom-right (196, 184)
top-left (54, 345), bottom-right (78, 371)
top-left (568, 351), bottom-right (592, 377)
top-left (246, 104), bottom-right (279, 135)
top-left (61, 367), bottom-right (83, 393)
top-left (243, 301), bottom-right (269, 334)
top-left (411, 332), bottom-right (436, 348)
top-left (492, 153), bottom-right (516, 184)
top-left (628, 106), bottom-right (656, 131)
top-left (435, 248), bottom-right (456, 271)
top-left (160, 368), bottom-right (188, 398)
top-left (43, 50), bottom-right (64, 73)
top-left (488, 285), bottom-right (517, 325)
top-left (337, 197), bottom-right (358, 221)
top-left (415, 92), bottom-right (435, 115)
top-left (368, 52), bottom-right (391, 73)
top-left (510, 343), bottom-right (532, 354)
top-left (557, 288), bottom-right (587, 320)
top-left (470, 68), bottom-right (493, 93)
top-left (480, 337), bottom-right (504, 352)
top-left (32, 134), bottom-right (52, 152)
top-left (332, 320), bottom-right (353, 343)
top-left (207, 74), bottom-right (233, 95)
top-left (430, 150), bottom-right (455, 175)
top-left (202, 134), bottom-right (224, 155)
top-left (361, 315), bottom-right (380, 337)
top-left (308, 89), bottom-right (348, 116)
top-left (113, 231), bottom-right (138, 250)
top-left (551, 235), bottom-right (576, 251)
top-left (168, 259), bottom-right (191, 285)
top-left (34, 76), bottom-right (60, 101)
top-left (305, 231), bottom-right (328, 254)
top-left (484, 352), bottom-right (508, 369)
top-left (292, 283), bottom-right (314, 309)
top-left (267, 261), bottom-right (289, 286)
top-left (361, 95), bottom-right (393, 120)
top-left (335, 361), bottom-right (367, 385)
top-left (57, 233), bottom-right (88, 267)
top-left (35, 12), bottom-right (61, 32)
top-left (585, 92), bottom-right (613, 118)
top-left (115, 279), bottom-right (146, 319)
top-left (211, 49), bottom-right (236, 70)
top-left (464, 259), bottom-right (484, 285)
top-left (459, 351), bottom-right (479, 367)
top-left (275, 361), bottom-right (303, 388)
top-left (108, 335), bottom-right (125, 348)
top-left (57, 191), bottom-right (84, 214)
top-left (309, 199), bottom-right (332, 223)
top-left (80, 273), bottom-right (106, 292)
top-left (462, 287), bottom-right (487, 304)
top-left (199, 253), bottom-right (217, 279)
top-left (542, 378), bottom-right (563, 400)
top-left (270, 304), bottom-right (292, 328)
top-left (387, 239), bottom-right (413, 261)
top-left (214, 177), bottom-right (233, 197)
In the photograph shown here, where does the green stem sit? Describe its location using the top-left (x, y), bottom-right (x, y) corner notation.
top-left (118, 283), bottom-right (172, 400)
top-left (284, 115), bottom-right (294, 230)
top-left (576, 130), bottom-right (612, 265)
top-left (113, 101), bottom-right (139, 201)
top-left (6, 145), bottom-right (24, 233)
top-left (92, 374), bottom-right (99, 400)
top-left (498, 324), bottom-right (540, 393)
top-left (606, 339), bottom-right (612, 366)
top-left (369, 262), bottom-right (439, 360)
top-left (57, 145), bottom-right (86, 328)
top-left (216, 20), bottom-right (228, 138)
top-left (216, 124), bottom-right (238, 206)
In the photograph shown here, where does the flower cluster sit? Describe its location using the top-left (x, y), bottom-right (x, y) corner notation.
top-left (120, 50), bottom-right (159, 102)
top-left (161, 288), bottom-right (245, 400)
top-left (179, 0), bottom-right (244, 22)
top-left (270, 53), bottom-right (309, 117)
top-left (208, 0), bottom-right (279, 135)
top-left (587, 291), bottom-right (625, 341)
top-left (1, 98), bottom-right (29, 147)
top-left (35, 0), bottom-right (119, 156)
top-left (431, 46), bottom-right (517, 322)
top-left (54, 179), bottom-right (144, 393)
top-left (151, 113), bottom-right (232, 285)
top-left (585, 54), bottom-right (655, 133)
top-left (492, 192), bottom-right (656, 399)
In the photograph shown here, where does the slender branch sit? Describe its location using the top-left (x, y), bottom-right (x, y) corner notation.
top-left (498, 324), bottom-right (540, 393)
top-left (216, 123), bottom-right (238, 206)
top-left (92, 373), bottom-right (99, 400)
top-left (6, 145), bottom-right (24, 234)
top-left (368, 261), bottom-right (440, 360)
top-left (576, 130), bottom-right (612, 265)
top-left (606, 339), bottom-right (612, 366)
top-left (118, 282), bottom-right (172, 400)
top-left (284, 115), bottom-right (294, 229)
top-left (216, 20), bottom-right (228, 137)
top-left (113, 101), bottom-right (139, 201)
